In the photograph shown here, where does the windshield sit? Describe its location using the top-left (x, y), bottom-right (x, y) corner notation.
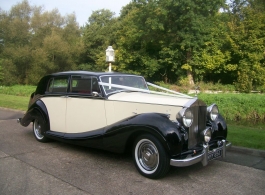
top-left (100, 75), bottom-right (149, 95)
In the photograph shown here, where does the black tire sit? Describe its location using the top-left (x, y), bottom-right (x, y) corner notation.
top-left (133, 134), bottom-right (170, 179)
top-left (33, 115), bottom-right (49, 143)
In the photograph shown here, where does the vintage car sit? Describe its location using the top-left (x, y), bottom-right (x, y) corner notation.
top-left (18, 71), bottom-right (231, 178)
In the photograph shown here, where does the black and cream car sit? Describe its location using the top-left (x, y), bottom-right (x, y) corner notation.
top-left (18, 71), bottom-right (231, 178)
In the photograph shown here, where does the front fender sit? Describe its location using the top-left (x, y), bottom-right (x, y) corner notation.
top-left (19, 100), bottom-right (50, 130)
top-left (207, 114), bottom-right (227, 139)
top-left (103, 113), bottom-right (183, 156)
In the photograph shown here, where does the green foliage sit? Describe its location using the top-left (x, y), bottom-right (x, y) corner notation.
top-left (235, 70), bottom-right (252, 93)
top-left (198, 93), bottom-right (265, 123)
top-left (195, 82), bottom-right (235, 92)
top-left (83, 9), bottom-right (118, 72)
top-left (0, 59), bottom-right (3, 82)
top-left (178, 77), bottom-right (191, 87)
top-left (226, 0), bottom-right (265, 92)
top-left (0, 59), bottom-right (18, 85)
top-left (0, 85), bottom-right (36, 96)
top-left (0, 0), bottom-right (265, 92)
top-left (0, 0), bottom-right (83, 85)
top-left (256, 84), bottom-right (265, 93)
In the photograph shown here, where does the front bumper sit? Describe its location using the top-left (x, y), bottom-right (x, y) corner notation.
top-left (170, 140), bottom-right (232, 167)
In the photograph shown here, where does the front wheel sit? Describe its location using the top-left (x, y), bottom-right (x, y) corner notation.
top-left (133, 134), bottom-right (170, 179)
top-left (33, 116), bottom-right (49, 143)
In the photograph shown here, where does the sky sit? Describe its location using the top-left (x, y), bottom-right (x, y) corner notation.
top-left (0, 0), bottom-right (132, 26)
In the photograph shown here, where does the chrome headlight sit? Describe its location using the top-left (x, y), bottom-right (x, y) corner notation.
top-left (202, 128), bottom-right (212, 143)
top-left (177, 108), bottom-right (194, 128)
top-left (207, 104), bottom-right (219, 121)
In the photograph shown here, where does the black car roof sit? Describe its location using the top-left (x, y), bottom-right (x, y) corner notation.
top-left (50, 71), bottom-right (140, 77)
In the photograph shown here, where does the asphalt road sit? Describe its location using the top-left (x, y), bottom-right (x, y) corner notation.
top-left (0, 108), bottom-right (265, 195)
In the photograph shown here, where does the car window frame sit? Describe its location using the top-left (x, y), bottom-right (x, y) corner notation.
top-left (45, 76), bottom-right (70, 94)
top-left (99, 75), bottom-right (149, 96)
top-left (69, 75), bottom-right (102, 96)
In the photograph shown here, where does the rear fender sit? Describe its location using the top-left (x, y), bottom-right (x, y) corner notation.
top-left (20, 100), bottom-right (50, 130)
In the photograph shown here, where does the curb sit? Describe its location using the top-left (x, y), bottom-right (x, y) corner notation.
top-left (230, 146), bottom-right (265, 158)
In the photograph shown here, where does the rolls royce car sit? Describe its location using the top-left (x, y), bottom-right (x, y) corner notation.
top-left (18, 71), bottom-right (231, 179)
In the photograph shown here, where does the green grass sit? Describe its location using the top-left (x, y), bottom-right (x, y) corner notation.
top-left (0, 85), bottom-right (36, 96)
top-left (228, 123), bottom-right (265, 150)
top-left (0, 85), bottom-right (34, 110)
top-left (0, 94), bottom-right (29, 111)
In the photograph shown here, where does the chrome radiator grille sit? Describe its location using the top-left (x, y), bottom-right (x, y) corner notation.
top-left (188, 105), bottom-right (207, 149)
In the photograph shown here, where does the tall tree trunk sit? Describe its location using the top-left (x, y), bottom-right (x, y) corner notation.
top-left (187, 70), bottom-right (194, 86)
top-left (186, 50), bottom-right (194, 86)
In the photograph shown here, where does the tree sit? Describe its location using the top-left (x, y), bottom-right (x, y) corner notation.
top-left (116, 0), bottom-right (181, 81)
top-left (226, 0), bottom-right (265, 92)
top-left (116, 0), bottom-right (226, 84)
top-left (82, 9), bottom-right (118, 71)
top-left (0, 59), bottom-right (3, 82)
top-left (190, 12), bottom-right (236, 84)
top-left (163, 0), bottom-right (226, 85)
top-left (0, 0), bottom-right (32, 84)
top-left (0, 0), bottom-right (83, 85)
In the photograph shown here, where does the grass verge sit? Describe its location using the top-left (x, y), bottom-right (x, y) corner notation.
top-left (227, 123), bottom-right (265, 150)
top-left (0, 94), bottom-right (28, 111)
top-left (0, 85), bottom-right (36, 96)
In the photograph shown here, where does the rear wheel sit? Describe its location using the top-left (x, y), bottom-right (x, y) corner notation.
top-left (133, 134), bottom-right (170, 179)
top-left (33, 116), bottom-right (49, 143)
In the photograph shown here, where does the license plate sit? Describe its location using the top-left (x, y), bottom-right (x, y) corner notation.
top-left (208, 148), bottom-right (222, 161)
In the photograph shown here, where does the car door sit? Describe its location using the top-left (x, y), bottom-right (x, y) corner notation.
top-left (65, 75), bottom-right (107, 134)
top-left (41, 76), bottom-right (68, 133)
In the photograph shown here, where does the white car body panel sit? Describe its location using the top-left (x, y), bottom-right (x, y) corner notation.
top-left (66, 98), bottom-right (106, 133)
top-left (106, 92), bottom-right (191, 122)
top-left (42, 97), bottom-right (66, 133)
top-left (42, 91), bottom-right (193, 133)
top-left (108, 92), bottom-right (191, 106)
top-left (42, 97), bottom-right (107, 133)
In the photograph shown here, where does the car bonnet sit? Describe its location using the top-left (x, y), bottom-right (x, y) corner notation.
top-left (107, 92), bottom-right (193, 107)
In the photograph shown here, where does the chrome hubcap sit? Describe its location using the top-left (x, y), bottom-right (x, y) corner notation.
top-left (138, 140), bottom-right (159, 171)
top-left (34, 119), bottom-right (44, 139)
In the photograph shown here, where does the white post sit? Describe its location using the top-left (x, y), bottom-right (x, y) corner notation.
top-left (109, 62), bottom-right (111, 72)
top-left (109, 62), bottom-right (112, 89)
top-left (106, 46), bottom-right (114, 89)
top-left (109, 77), bottom-right (112, 89)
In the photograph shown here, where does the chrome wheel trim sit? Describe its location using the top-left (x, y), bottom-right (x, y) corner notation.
top-left (135, 139), bottom-right (159, 174)
top-left (34, 119), bottom-right (44, 140)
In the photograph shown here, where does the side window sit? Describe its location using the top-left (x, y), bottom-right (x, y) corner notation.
top-left (70, 76), bottom-right (101, 94)
top-left (47, 77), bottom-right (68, 93)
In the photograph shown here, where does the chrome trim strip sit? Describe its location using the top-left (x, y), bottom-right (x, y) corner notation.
top-left (170, 140), bottom-right (232, 167)
top-left (183, 98), bottom-right (198, 108)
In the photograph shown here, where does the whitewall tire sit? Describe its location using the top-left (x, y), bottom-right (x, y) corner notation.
top-left (133, 134), bottom-right (170, 179)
